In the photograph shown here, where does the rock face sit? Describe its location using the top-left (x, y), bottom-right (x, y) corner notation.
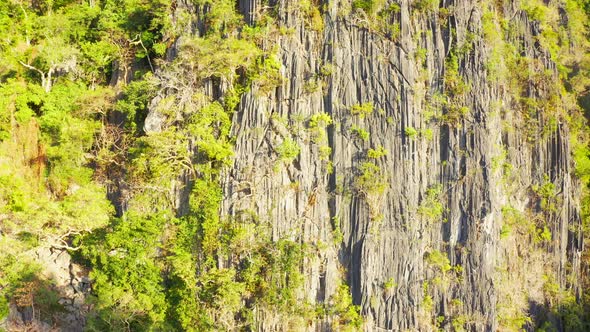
top-left (218, 0), bottom-right (582, 330)
top-left (3, 249), bottom-right (90, 332)
top-left (142, 0), bottom-right (585, 330)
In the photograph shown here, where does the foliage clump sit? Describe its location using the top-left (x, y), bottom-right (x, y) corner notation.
top-left (355, 158), bottom-right (388, 222)
top-left (276, 137), bottom-right (301, 163)
top-left (308, 112), bottom-right (333, 171)
top-left (350, 102), bottom-right (374, 119)
top-left (351, 125), bottom-right (370, 141)
top-left (417, 185), bottom-right (445, 224)
top-left (367, 145), bottom-right (388, 159)
top-left (425, 250), bottom-right (451, 274)
top-left (328, 284), bottom-right (363, 330)
top-left (405, 126), bottom-right (418, 139)
top-left (355, 162), bottom-right (387, 197)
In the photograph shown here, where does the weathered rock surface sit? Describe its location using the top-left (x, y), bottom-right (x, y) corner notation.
top-left (217, 0), bottom-right (583, 330)
top-left (2, 249), bottom-right (90, 332)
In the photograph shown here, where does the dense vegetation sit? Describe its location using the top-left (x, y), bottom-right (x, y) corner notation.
top-left (1, 0), bottom-right (590, 331)
top-left (0, 0), bottom-right (361, 330)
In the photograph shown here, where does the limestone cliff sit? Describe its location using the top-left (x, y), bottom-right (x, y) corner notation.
top-left (144, 0), bottom-right (586, 330)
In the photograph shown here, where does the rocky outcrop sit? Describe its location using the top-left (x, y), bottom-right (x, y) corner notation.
top-left (3, 249), bottom-right (90, 332)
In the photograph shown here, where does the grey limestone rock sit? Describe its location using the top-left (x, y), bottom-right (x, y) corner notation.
top-left (4, 248), bottom-right (91, 332)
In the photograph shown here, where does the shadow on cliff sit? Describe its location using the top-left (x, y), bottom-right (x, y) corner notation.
top-left (526, 298), bottom-right (590, 332)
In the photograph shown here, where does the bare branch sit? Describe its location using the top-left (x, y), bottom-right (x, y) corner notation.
top-left (51, 243), bottom-right (82, 251)
top-left (18, 60), bottom-right (45, 76)
top-left (130, 34), bottom-right (154, 73)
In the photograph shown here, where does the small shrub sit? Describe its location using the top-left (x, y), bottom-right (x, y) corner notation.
top-left (425, 250), bottom-right (451, 273)
top-left (444, 52), bottom-right (468, 97)
top-left (383, 278), bottom-right (397, 291)
top-left (542, 274), bottom-right (560, 299)
top-left (499, 313), bottom-right (531, 331)
top-left (450, 298), bottom-right (463, 307)
top-left (319, 145), bottom-right (332, 160)
top-left (521, 0), bottom-right (550, 22)
top-left (351, 126), bottom-right (370, 141)
top-left (386, 3), bottom-right (401, 14)
top-left (417, 185), bottom-right (445, 223)
top-left (276, 138), bottom-right (300, 163)
top-left (423, 294), bottom-right (433, 311)
top-left (405, 126), bottom-right (418, 139)
top-left (307, 6), bottom-right (324, 32)
top-left (304, 78), bottom-right (321, 93)
top-left (367, 145), bottom-right (388, 159)
top-left (388, 23), bottom-right (401, 41)
top-left (328, 283), bottom-right (363, 329)
top-left (308, 112), bottom-right (332, 144)
top-left (502, 205), bottom-right (526, 226)
top-left (350, 102), bottom-right (374, 119)
top-left (421, 128), bottom-right (434, 141)
top-left (532, 175), bottom-right (557, 212)
top-left (320, 63), bottom-right (334, 77)
top-left (415, 47), bottom-right (427, 67)
top-left (355, 162), bottom-right (387, 196)
top-left (491, 147), bottom-right (508, 172)
top-left (309, 112), bottom-right (333, 128)
top-left (452, 315), bottom-right (468, 332)
top-left (299, 0), bottom-right (324, 32)
top-left (442, 104), bottom-right (469, 126)
top-left (0, 294), bottom-right (9, 320)
top-left (331, 216), bottom-right (344, 245)
top-left (438, 6), bottom-right (451, 25)
top-left (535, 226), bottom-right (552, 243)
top-left (326, 160), bottom-right (334, 174)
